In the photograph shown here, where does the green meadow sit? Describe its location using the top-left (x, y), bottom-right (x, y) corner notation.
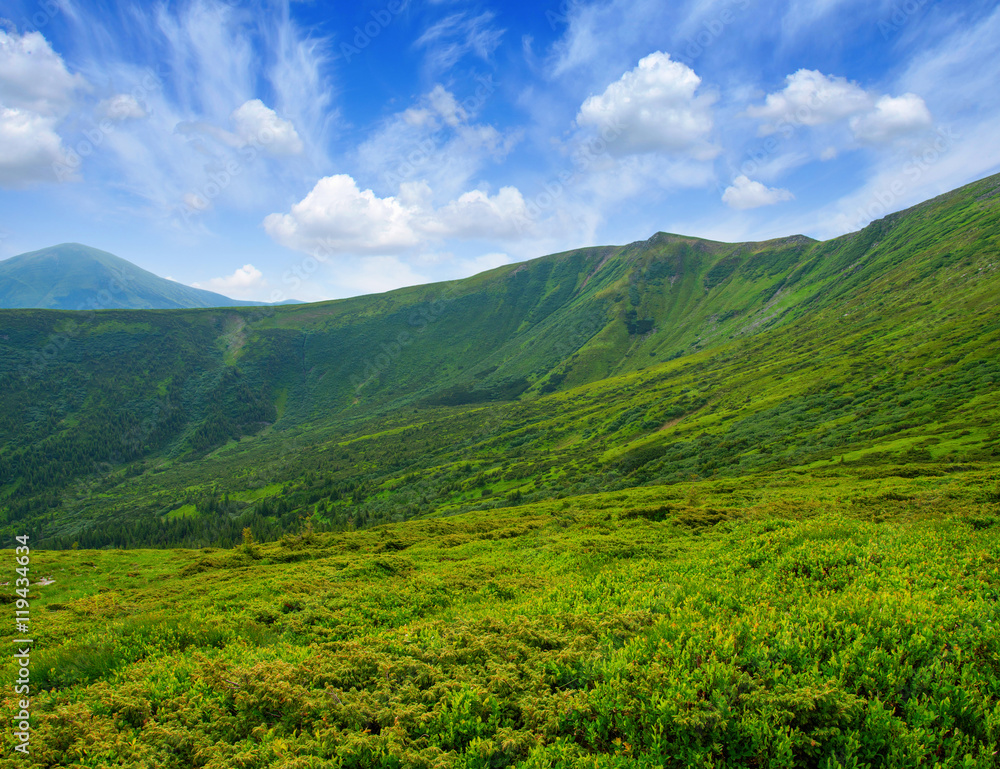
top-left (3, 472), bottom-right (1000, 767)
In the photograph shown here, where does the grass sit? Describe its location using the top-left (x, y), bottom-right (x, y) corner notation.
top-left (2, 472), bottom-right (999, 766)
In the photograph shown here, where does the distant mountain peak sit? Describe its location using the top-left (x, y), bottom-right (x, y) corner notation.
top-left (0, 243), bottom-right (275, 310)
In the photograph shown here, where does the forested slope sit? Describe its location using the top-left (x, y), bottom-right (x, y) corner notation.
top-left (0, 174), bottom-right (998, 547)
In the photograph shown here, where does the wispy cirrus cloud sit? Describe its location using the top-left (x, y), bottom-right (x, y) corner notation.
top-left (10, 0), bottom-right (333, 221)
top-left (415, 11), bottom-right (504, 73)
top-left (355, 82), bottom-right (518, 202)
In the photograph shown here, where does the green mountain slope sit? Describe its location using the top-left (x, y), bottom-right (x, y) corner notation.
top-left (1, 174), bottom-right (999, 547)
top-left (0, 243), bottom-right (271, 310)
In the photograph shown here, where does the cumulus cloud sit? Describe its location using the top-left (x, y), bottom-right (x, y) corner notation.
top-left (0, 30), bottom-right (86, 117)
top-left (230, 99), bottom-right (303, 155)
top-left (264, 174), bottom-right (535, 257)
top-left (264, 175), bottom-right (420, 255)
top-left (722, 175), bottom-right (795, 210)
top-left (746, 69), bottom-right (873, 135)
top-left (0, 30), bottom-right (85, 187)
top-left (176, 99), bottom-right (303, 156)
top-left (850, 93), bottom-right (932, 144)
top-left (431, 187), bottom-right (532, 240)
top-left (192, 263), bottom-right (266, 298)
top-left (0, 107), bottom-right (64, 186)
top-left (747, 70), bottom-right (934, 147)
top-left (576, 51), bottom-right (717, 158)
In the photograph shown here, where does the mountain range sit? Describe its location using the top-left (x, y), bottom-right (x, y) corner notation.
top-left (0, 243), bottom-right (294, 310)
top-left (0, 173), bottom-right (998, 548)
top-left (3, 174), bottom-right (1000, 768)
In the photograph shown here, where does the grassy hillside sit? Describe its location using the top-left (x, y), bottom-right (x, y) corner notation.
top-left (1, 174), bottom-right (998, 548)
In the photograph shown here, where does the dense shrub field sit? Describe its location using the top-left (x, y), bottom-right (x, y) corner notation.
top-left (3, 472), bottom-right (999, 767)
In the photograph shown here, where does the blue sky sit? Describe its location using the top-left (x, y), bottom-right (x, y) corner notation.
top-left (1, 0), bottom-right (998, 301)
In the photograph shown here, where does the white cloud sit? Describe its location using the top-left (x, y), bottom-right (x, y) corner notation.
top-left (426, 85), bottom-right (466, 128)
top-left (399, 84), bottom-right (475, 131)
top-left (97, 94), bottom-right (148, 121)
top-left (192, 263), bottom-right (266, 298)
top-left (175, 99), bottom-right (304, 156)
top-left (0, 30), bottom-right (85, 187)
top-left (415, 11), bottom-right (505, 72)
top-left (0, 107), bottom-right (64, 186)
top-left (850, 93), bottom-right (932, 144)
top-left (0, 30), bottom-right (86, 117)
top-left (230, 99), bottom-right (303, 155)
top-left (357, 83), bottom-right (517, 203)
top-left (548, 0), bottom-right (671, 81)
top-left (264, 175), bottom-right (536, 257)
top-left (722, 175), bottom-right (794, 210)
top-left (576, 52), bottom-right (717, 158)
top-left (432, 187), bottom-right (532, 240)
top-left (746, 69), bottom-right (873, 135)
top-left (264, 174), bottom-right (420, 256)
top-left (183, 191), bottom-right (209, 211)
top-left (745, 69), bottom-right (935, 160)
top-left (21, 1), bottom-right (334, 214)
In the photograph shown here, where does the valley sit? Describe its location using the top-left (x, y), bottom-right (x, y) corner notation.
top-left (1, 174), bottom-right (999, 768)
